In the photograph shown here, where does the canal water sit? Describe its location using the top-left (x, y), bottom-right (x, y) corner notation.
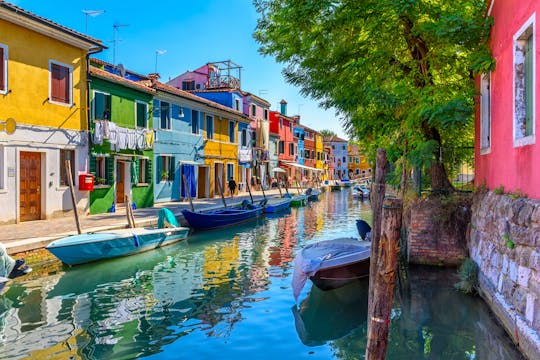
top-left (0, 190), bottom-right (522, 359)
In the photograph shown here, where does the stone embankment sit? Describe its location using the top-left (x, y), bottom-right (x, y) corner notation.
top-left (470, 191), bottom-right (540, 360)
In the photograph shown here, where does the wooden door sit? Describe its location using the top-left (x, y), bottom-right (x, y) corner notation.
top-left (197, 167), bottom-right (206, 198)
top-left (116, 162), bottom-right (125, 205)
top-left (20, 152), bottom-right (41, 222)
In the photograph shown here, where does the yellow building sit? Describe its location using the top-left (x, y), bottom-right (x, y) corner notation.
top-left (202, 107), bottom-right (250, 197)
top-left (0, 3), bottom-right (104, 223)
top-left (315, 132), bottom-right (327, 180)
top-left (348, 144), bottom-right (372, 180)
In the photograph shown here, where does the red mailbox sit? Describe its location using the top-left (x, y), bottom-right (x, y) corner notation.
top-left (79, 174), bottom-right (95, 191)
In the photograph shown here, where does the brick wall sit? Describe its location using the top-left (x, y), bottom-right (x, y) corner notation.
top-left (406, 195), bottom-right (470, 266)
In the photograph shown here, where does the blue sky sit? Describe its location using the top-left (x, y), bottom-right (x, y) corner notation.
top-left (12, 0), bottom-right (347, 139)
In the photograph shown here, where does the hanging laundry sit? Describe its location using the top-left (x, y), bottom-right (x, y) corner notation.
top-left (145, 130), bottom-right (155, 149)
top-left (116, 127), bottom-right (128, 151)
top-left (103, 120), bottom-right (110, 138)
top-left (127, 129), bottom-right (137, 150)
top-left (93, 120), bottom-right (103, 145)
top-left (108, 122), bottom-right (118, 146)
top-left (136, 129), bottom-right (146, 150)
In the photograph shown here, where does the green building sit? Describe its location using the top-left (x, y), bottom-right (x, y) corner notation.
top-left (88, 59), bottom-right (155, 214)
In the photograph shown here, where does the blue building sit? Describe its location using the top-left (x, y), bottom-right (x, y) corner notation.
top-left (294, 127), bottom-right (305, 165)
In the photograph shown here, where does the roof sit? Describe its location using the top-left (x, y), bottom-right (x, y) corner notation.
top-left (323, 135), bottom-right (348, 143)
top-left (240, 91), bottom-right (271, 107)
top-left (152, 81), bottom-right (251, 121)
top-left (0, 1), bottom-right (105, 50)
top-left (89, 66), bottom-right (155, 94)
top-left (90, 58), bottom-right (149, 80)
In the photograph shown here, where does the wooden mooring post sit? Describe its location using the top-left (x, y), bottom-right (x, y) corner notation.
top-left (365, 196), bottom-right (403, 359)
top-left (65, 160), bottom-right (82, 234)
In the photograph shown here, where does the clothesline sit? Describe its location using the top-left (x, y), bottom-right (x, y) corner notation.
top-left (93, 120), bottom-right (154, 151)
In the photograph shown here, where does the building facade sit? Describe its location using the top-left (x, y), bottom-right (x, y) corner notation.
top-left (324, 136), bottom-right (349, 180)
top-left (0, 3), bottom-right (104, 223)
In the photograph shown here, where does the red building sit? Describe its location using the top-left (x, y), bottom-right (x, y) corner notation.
top-left (475, 1), bottom-right (540, 198)
top-left (269, 100), bottom-right (299, 183)
top-left (302, 125), bottom-right (316, 169)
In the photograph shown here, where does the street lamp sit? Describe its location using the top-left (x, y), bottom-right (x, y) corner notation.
top-left (82, 10), bottom-right (105, 34)
top-left (155, 50), bottom-right (167, 73)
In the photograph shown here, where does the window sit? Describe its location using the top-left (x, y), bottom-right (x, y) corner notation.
top-left (279, 141), bottom-right (285, 154)
top-left (480, 72), bottom-right (491, 151)
top-left (49, 61), bottom-right (72, 105)
top-left (226, 163), bottom-right (234, 180)
top-left (514, 16), bottom-right (535, 146)
top-left (312, 150), bottom-right (315, 159)
top-left (317, 152), bottom-right (320, 161)
top-left (234, 98), bottom-right (241, 111)
top-left (343, 156), bottom-right (346, 163)
top-left (182, 80), bottom-right (195, 91)
top-left (160, 101), bottom-right (171, 129)
top-left (157, 155), bottom-right (175, 182)
top-left (264, 109), bottom-right (268, 120)
top-left (0, 145), bottom-right (4, 189)
top-left (228, 121), bottom-right (235, 142)
top-left (59, 149), bottom-right (75, 186)
top-left (349, 156), bottom-right (352, 162)
top-left (251, 104), bottom-right (256, 116)
top-left (138, 158), bottom-right (147, 183)
top-left (304, 150), bottom-right (310, 158)
top-left (289, 123), bottom-right (292, 132)
top-left (279, 118), bottom-right (283, 129)
top-left (241, 129), bottom-right (248, 146)
top-left (0, 44), bottom-right (7, 94)
top-left (332, 145), bottom-right (335, 150)
top-left (356, 158), bottom-right (359, 164)
top-left (95, 157), bottom-right (105, 181)
top-left (289, 143), bottom-right (294, 155)
top-left (206, 115), bottom-right (214, 139)
top-left (93, 91), bottom-right (111, 120)
top-left (191, 110), bottom-right (199, 134)
top-left (136, 101), bottom-right (148, 128)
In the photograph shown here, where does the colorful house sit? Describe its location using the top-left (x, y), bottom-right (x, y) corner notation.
top-left (348, 144), bottom-right (371, 179)
top-left (324, 136), bottom-right (349, 180)
top-left (270, 101), bottom-right (299, 185)
top-left (0, 3), bottom-right (105, 223)
top-left (87, 59), bottom-right (155, 214)
top-left (315, 132), bottom-right (326, 180)
top-left (475, 1), bottom-right (540, 198)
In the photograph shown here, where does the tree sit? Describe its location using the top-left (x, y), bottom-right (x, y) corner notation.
top-left (319, 129), bottom-right (338, 138)
top-left (254, 0), bottom-right (493, 191)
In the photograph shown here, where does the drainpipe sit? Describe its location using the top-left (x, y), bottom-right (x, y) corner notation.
top-left (86, 47), bottom-right (104, 145)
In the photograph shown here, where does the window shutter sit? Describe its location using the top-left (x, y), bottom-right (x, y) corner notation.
top-left (145, 157), bottom-right (152, 185)
top-left (137, 103), bottom-right (146, 128)
top-left (0, 47), bottom-right (4, 92)
top-left (525, 35), bottom-right (534, 136)
top-left (51, 64), bottom-right (70, 103)
top-left (105, 157), bottom-right (114, 185)
top-left (156, 156), bottom-right (162, 183)
top-left (89, 155), bottom-right (96, 175)
top-left (169, 157), bottom-right (175, 181)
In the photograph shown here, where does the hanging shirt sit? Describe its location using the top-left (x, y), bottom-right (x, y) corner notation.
top-left (116, 127), bottom-right (128, 151)
top-left (93, 121), bottom-right (103, 145)
top-left (136, 129), bottom-right (146, 150)
top-left (108, 122), bottom-right (118, 145)
top-left (145, 130), bottom-right (155, 149)
top-left (127, 129), bottom-right (137, 150)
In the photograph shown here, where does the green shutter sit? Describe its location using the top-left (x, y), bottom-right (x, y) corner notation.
top-left (156, 156), bottom-right (162, 183)
top-left (525, 34), bottom-right (534, 136)
top-left (105, 157), bottom-right (114, 185)
top-left (146, 157), bottom-right (152, 184)
top-left (89, 155), bottom-right (96, 175)
top-left (169, 157), bottom-right (175, 181)
top-left (131, 160), bottom-right (139, 184)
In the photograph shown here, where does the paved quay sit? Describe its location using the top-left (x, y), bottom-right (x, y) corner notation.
top-left (1, 189), bottom-right (287, 255)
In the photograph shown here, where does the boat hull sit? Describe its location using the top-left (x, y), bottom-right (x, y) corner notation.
top-left (310, 257), bottom-right (370, 291)
top-left (182, 207), bottom-right (263, 230)
top-left (264, 198), bottom-right (292, 213)
top-left (290, 195), bottom-right (307, 206)
top-left (46, 227), bottom-right (190, 266)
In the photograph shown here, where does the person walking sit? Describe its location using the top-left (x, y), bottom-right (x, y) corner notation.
top-left (228, 177), bottom-right (237, 198)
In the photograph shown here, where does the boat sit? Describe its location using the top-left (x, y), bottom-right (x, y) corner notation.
top-left (291, 279), bottom-right (369, 346)
top-left (340, 179), bottom-right (355, 188)
top-left (284, 192), bottom-right (307, 207)
top-left (304, 188), bottom-right (320, 202)
top-left (352, 185), bottom-right (370, 199)
top-left (46, 208), bottom-right (190, 266)
top-left (264, 197), bottom-right (292, 213)
top-left (181, 201), bottom-right (263, 230)
top-left (292, 220), bottom-right (372, 299)
top-left (330, 182), bottom-right (342, 191)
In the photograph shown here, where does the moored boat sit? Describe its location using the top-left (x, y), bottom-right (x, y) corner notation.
top-left (46, 226), bottom-right (190, 266)
top-left (264, 197), bottom-right (292, 213)
top-left (305, 188), bottom-right (320, 202)
top-left (181, 202), bottom-right (263, 230)
top-left (285, 193), bottom-right (307, 206)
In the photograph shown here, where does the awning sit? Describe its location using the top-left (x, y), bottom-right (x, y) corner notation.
top-left (178, 160), bottom-right (201, 165)
top-left (281, 161), bottom-right (324, 172)
top-left (272, 167), bottom-right (287, 173)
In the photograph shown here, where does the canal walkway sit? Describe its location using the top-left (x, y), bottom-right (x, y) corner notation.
top-left (1, 188), bottom-right (286, 255)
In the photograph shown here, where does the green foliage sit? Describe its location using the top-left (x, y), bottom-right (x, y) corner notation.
top-left (509, 189), bottom-right (527, 200)
top-left (319, 129), bottom-right (338, 138)
top-left (493, 185), bottom-right (504, 195)
top-left (502, 234), bottom-right (515, 249)
top-left (254, 0), bottom-right (493, 190)
top-left (454, 258), bottom-right (479, 294)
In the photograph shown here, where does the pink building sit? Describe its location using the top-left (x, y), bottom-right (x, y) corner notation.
top-left (475, 1), bottom-right (540, 198)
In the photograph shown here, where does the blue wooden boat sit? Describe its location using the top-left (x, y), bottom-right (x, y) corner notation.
top-left (305, 188), bottom-right (321, 202)
top-left (181, 203), bottom-right (263, 230)
top-left (46, 226), bottom-right (190, 266)
top-left (284, 193), bottom-right (307, 206)
top-left (264, 197), bottom-right (292, 213)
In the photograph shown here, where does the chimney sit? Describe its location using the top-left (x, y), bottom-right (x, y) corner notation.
top-left (293, 115), bottom-right (300, 124)
top-left (280, 99), bottom-right (287, 116)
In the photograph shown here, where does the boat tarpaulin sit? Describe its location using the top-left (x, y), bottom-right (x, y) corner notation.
top-left (291, 238), bottom-right (368, 301)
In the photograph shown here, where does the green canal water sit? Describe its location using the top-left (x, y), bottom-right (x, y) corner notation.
top-left (0, 190), bottom-right (522, 359)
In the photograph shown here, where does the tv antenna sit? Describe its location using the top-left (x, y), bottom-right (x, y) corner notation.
top-left (82, 10), bottom-right (105, 34)
top-left (111, 23), bottom-right (129, 65)
top-left (155, 49), bottom-right (167, 73)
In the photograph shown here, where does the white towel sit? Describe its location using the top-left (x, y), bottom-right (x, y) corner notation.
top-left (127, 129), bottom-right (137, 150)
top-left (136, 129), bottom-right (146, 150)
top-left (108, 122), bottom-right (118, 145)
top-left (93, 121), bottom-right (103, 145)
top-left (116, 127), bottom-right (128, 151)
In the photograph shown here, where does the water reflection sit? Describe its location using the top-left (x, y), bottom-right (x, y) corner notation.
top-left (0, 190), bottom-right (522, 360)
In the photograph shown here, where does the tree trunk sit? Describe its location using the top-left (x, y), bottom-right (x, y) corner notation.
top-left (421, 121), bottom-right (454, 192)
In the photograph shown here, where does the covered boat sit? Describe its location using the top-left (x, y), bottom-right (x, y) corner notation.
top-left (46, 209), bottom-right (190, 266)
top-left (181, 201), bottom-right (263, 230)
top-left (304, 188), bottom-right (321, 202)
top-left (264, 197), bottom-right (292, 213)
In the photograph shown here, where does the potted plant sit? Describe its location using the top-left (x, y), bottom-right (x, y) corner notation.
top-left (96, 177), bottom-right (107, 185)
top-left (161, 170), bottom-right (169, 181)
